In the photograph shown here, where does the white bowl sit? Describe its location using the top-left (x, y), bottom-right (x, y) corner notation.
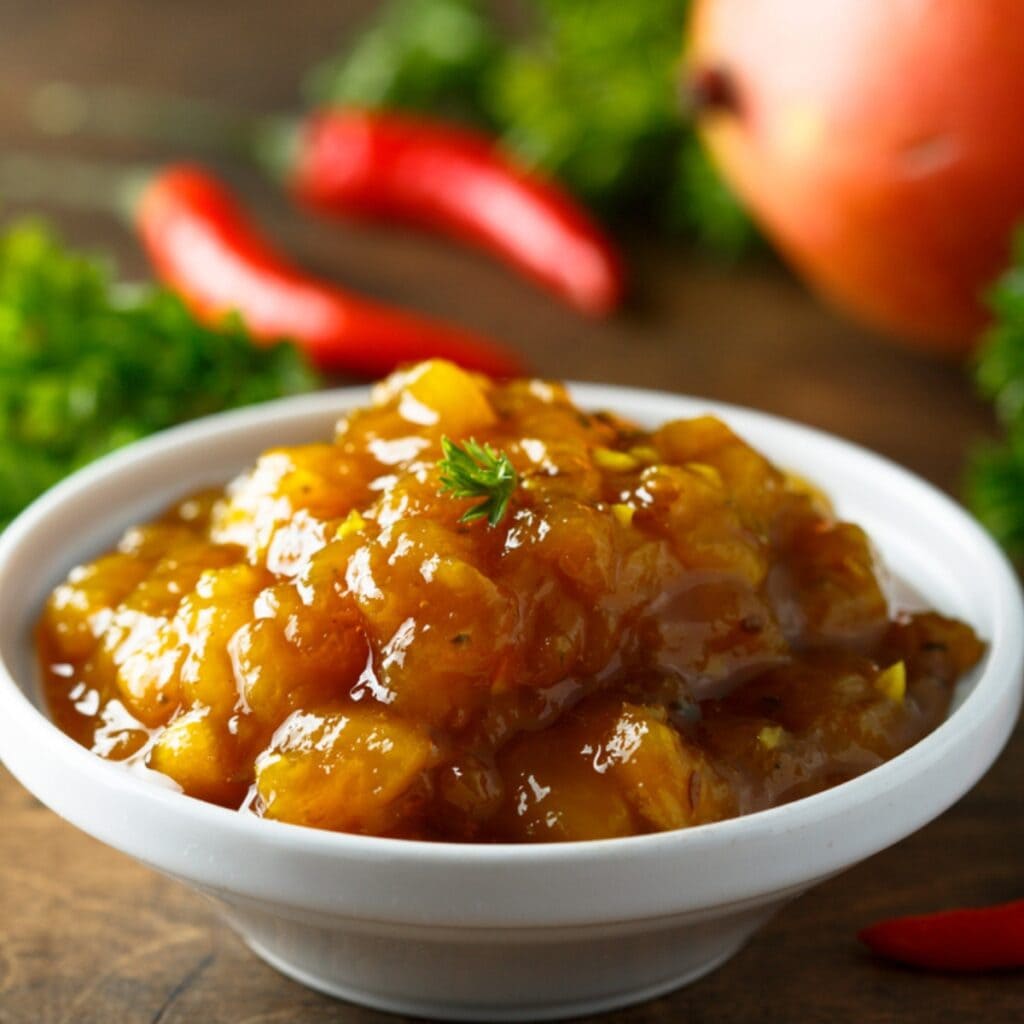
top-left (0, 385), bottom-right (1021, 1022)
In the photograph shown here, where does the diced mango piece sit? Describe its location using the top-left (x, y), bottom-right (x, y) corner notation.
top-left (685, 461), bottom-right (723, 487)
top-left (380, 360), bottom-right (496, 437)
top-left (774, 519), bottom-right (888, 647)
top-left (42, 554), bottom-right (153, 659)
top-left (334, 509), bottom-right (367, 541)
top-left (211, 445), bottom-right (365, 566)
top-left (757, 724), bottom-right (786, 750)
top-left (255, 707), bottom-right (434, 833)
top-left (231, 580), bottom-right (366, 726)
top-left (112, 615), bottom-right (184, 727)
top-left (593, 447), bottom-right (638, 472)
top-left (875, 661), bottom-right (907, 703)
top-left (611, 705), bottom-right (732, 832)
top-left (628, 445), bottom-right (660, 465)
top-left (495, 700), bottom-right (731, 841)
top-left (148, 707), bottom-right (244, 805)
top-left (611, 503), bottom-right (634, 527)
top-left (175, 564), bottom-right (272, 717)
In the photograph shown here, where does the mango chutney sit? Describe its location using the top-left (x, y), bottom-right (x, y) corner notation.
top-left (37, 361), bottom-right (983, 841)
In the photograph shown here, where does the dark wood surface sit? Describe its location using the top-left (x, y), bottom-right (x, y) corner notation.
top-left (1, 3), bottom-right (1021, 1022)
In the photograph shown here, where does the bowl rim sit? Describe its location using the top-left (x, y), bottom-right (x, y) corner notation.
top-left (0, 382), bottom-right (1021, 896)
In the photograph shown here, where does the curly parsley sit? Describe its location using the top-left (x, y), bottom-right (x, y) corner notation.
top-left (0, 222), bottom-right (318, 528)
top-left (967, 229), bottom-right (1024, 557)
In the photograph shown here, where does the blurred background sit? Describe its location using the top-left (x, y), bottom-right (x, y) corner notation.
top-left (1, 1), bottom-right (1022, 1021)
top-left (0, 1), bottom-right (1005, 493)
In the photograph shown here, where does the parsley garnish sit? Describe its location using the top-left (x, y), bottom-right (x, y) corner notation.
top-left (438, 436), bottom-right (517, 527)
top-left (967, 227), bottom-right (1024, 558)
top-left (0, 221), bottom-right (318, 528)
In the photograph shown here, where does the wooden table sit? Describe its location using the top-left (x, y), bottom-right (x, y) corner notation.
top-left (1, 3), bottom-right (1021, 1022)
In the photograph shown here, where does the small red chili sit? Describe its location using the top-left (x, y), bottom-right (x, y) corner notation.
top-left (136, 164), bottom-right (525, 378)
top-left (289, 109), bottom-right (625, 317)
top-left (858, 899), bottom-right (1024, 972)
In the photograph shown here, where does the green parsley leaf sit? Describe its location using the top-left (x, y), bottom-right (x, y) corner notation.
top-left (0, 221), bottom-right (319, 529)
top-left (438, 435), bottom-right (517, 527)
top-left (967, 227), bottom-right (1024, 558)
top-left (304, 0), bottom-right (502, 126)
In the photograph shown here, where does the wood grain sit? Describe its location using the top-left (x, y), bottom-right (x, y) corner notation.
top-left (0, 2), bottom-right (1021, 1022)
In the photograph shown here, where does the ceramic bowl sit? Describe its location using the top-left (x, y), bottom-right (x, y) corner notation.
top-left (0, 385), bottom-right (1021, 1022)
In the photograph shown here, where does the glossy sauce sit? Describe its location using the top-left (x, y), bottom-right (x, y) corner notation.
top-left (37, 361), bottom-right (983, 841)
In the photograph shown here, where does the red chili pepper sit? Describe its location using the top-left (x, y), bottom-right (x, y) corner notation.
top-left (858, 899), bottom-right (1024, 972)
top-left (136, 164), bottom-right (525, 378)
top-left (289, 109), bottom-right (625, 317)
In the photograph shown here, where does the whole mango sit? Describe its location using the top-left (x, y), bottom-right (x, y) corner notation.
top-left (685, 0), bottom-right (1024, 352)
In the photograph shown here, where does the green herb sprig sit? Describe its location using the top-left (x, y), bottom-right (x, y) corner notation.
top-left (438, 436), bottom-right (518, 527)
top-left (967, 228), bottom-right (1024, 558)
top-left (304, 0), bottom-right (502, 125)
top-left (0, 221), bottom-right (318, 528)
